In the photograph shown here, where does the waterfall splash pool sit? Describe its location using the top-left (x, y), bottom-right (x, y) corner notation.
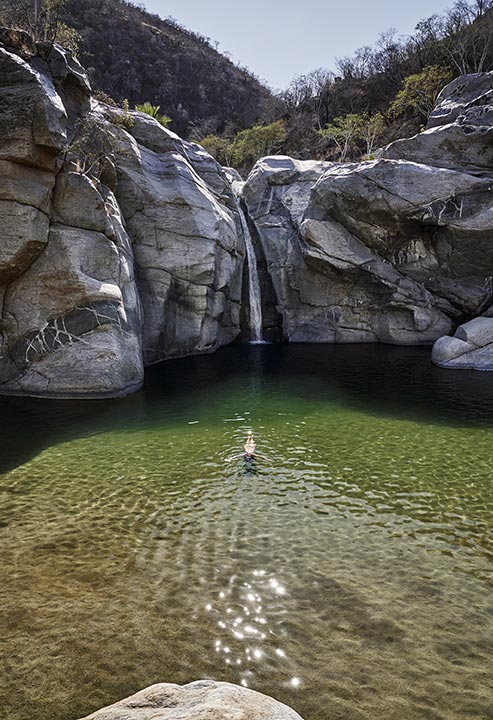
top-left (0, 344), bottom-right (492, 720)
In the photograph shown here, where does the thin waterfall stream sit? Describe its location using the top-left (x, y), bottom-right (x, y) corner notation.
top-left (233, 183), bottom-right (264, 342)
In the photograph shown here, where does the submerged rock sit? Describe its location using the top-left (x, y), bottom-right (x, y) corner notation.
top-left (78, 681), bottom-right (304, 720)
top-left (432, 317), bottom-right (493, 370)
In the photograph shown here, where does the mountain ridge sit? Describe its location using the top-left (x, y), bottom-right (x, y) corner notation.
top-left (0, 0), bottom-right (273, 138)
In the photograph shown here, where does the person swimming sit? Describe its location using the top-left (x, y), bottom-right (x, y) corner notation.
top-left (226, 431), bottom-right (271, 463)
top-left (244, 430), bottom-right (256, 458)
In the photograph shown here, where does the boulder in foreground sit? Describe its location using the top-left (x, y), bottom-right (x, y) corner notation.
top-left (78, 680), bottom-right (304, 720)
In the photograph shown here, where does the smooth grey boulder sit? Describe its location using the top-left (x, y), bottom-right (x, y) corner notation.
top-left (78, 680), bottom-right (304, 720)
top-left (243, 156), bottom-right (454, 344)
top-left (427, 71), bottom-right (493, 128)
top-left (432, 317), bottom-right (493, 370)
top-left (309, 159), bottom-right (493, 314)
top-left (381, 121), bottom-right (493, 177)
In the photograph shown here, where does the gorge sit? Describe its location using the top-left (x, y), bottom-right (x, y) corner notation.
top-left (1, 22), bottom-right (493, 720)
top-left (1, 32), bottom-right (493, 399)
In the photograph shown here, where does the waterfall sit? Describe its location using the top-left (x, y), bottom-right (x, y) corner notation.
top-left (232, 182), bottom-right (264, 343)
top-left (238, 208), bottom-right (264, 342)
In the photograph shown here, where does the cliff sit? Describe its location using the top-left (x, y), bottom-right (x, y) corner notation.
top-left (1, 33), bottom-right (493, 400)
top-left (0, 31), bottom-right (245, 397)
top-left (242, 72), bottom-right (493, 364)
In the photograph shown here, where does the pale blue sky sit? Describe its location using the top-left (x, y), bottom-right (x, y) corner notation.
top-left (141, 0), bottom-right (453, 89)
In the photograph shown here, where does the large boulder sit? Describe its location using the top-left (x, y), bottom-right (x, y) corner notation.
top-left (432, 317), bottom-right (493, 370)
top-left (243, 156), bottom-right (454, 344)
top-left (105, 112), bottom-right (245, 364)
top-left (0, 35), bottom-right (247, 396)
top-left (309, 159), bottom-right (493, 314)
top-left (242, 72), bottom-right (493, 349)
top-left (78, 681), bottom-right (304, 720)
top-left (382, 72), bottom-right (493, 176)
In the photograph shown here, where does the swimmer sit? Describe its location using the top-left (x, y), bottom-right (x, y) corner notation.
top-left (244, 430), bottom-right (256, 457)
top-left (226, 431), bottom-right (272, 463)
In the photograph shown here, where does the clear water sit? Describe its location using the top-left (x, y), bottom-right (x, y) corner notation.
top-left (0, 344), bottom-right (492, 720)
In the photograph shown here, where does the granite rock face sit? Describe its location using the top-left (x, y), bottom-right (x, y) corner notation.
top-left (243, 157), bottom-right (454, 344)
top-left (78, 681), bottom-right (304, 720)
top-left (242, 72), bottom-right (493, 347)
top-left (2, 33), bottom-right (493, 393)
top-left (0, 36), bottom-right (245, 396)
top-left (0, 39), bottom-right (143, 397)
top-left (107, 112), bottom-right (244, 364)
top-left (432, 317), bottom-right (493, 370)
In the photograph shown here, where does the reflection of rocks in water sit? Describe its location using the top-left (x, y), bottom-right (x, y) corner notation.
top-left (2, 342), bottom-right (493, 476)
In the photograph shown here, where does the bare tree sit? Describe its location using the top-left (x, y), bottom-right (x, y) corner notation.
top-left (441, 0), bottom-right (493, 74)
top-left (11, 0), bottom-right (66, 44)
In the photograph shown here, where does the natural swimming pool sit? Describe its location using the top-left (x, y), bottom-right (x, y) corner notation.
top-left (0, 343), bottom-right (492, 720)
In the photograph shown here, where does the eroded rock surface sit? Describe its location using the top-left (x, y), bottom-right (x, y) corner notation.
top-left (107, 113), bottom-right (244, 364)
top-left (2, 35), bottom-right (493, 393)
top-left (0, 35), bottom-right (245, 396)
top-left (243, 157), bottom-right (454, 344)
top-left (242, 72), bottom-right (493, 348)
top-left (78, 681), bottom-right (304, 720)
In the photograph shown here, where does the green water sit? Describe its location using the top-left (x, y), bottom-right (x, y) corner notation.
top-left (0, 344), bottom-right (492, 720)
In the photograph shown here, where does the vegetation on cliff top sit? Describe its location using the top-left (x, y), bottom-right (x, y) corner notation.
top-left (0, 0), bottom-right (492, 173)
top-left (0, 0), bottom-right (273, 138)
top-left (208, 0), bottom-right (493, 172)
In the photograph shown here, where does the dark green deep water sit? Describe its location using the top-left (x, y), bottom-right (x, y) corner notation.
top-left (0, 344), bottom-right (492, 720)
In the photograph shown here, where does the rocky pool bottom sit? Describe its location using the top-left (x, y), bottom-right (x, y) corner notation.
top-left (0, 344), bottom-right (492, 720)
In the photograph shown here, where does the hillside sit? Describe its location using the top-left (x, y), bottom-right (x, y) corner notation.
top-left (0, 0), bottom-right (273, 137)
top-left (200, 0), bottom-right (493, 173)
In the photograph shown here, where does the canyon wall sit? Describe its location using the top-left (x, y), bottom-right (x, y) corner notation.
top-left (242, 72), bottom-right (493, 356)
top-left (0, 32), bottom-right (245, 396)
top-left (1, 32), bottom-right (492, 399)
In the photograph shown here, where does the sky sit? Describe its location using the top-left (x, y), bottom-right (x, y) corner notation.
top-left (141, 0), bottom-right (453, 90)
